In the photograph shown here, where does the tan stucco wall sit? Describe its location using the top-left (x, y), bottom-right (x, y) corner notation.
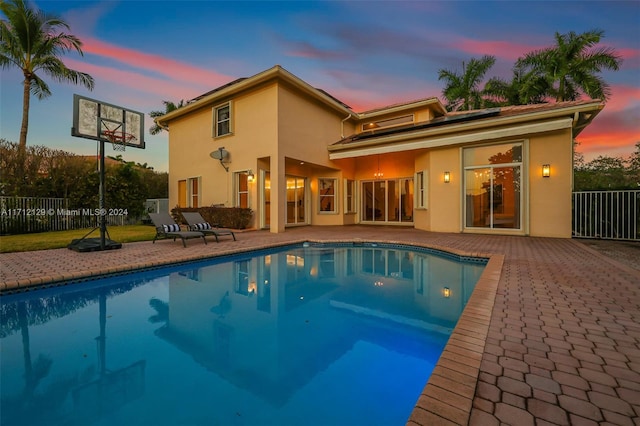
top-left (278, 84), bottom-right (348, 166)
top-left (168, 83), bottom-right (279, 228)
top-left (276, 84), bottom-right (352, 228)
top-left (414, 107), bottom-right (437, 123)
top-left (169, 80), bottom-right (355, 230)
top-left (411, 128), bottom-right (574, 237)
top-left (413, 152), bottom-right (431, 230)
top-left (168, 106), bottom-right (224, 209)
top-left (528, 129), bottom-right (573, 237)
top-left (425, 148), bottom-right (462, 233)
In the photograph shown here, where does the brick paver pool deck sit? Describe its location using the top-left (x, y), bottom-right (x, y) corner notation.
top-left (1, 226), bottom-right (639, 425)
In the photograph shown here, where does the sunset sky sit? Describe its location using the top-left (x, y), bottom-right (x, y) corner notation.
top-left (1, 1), bottom-right (639, 172)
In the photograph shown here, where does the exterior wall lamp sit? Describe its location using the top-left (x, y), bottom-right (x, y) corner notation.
top-left (443, 287), bottom-right (451, 298)
top-left (542, 164), bottom-right (551, 178)
top-left (247, 170), bottom-right (255, 182)
top-left (444, 171), bottom-right (451, 183)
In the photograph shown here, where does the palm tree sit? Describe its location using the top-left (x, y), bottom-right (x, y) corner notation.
top-left (484, 64), bottom-right (547, 106)
top-left (149, 100), bottom-right (185, 135)
top-left (438, 55), bottom-right (496, 111)
top-left (0, 0), bottom-right (94, 152)
top-left (516, 29), bottom-right (622, 102)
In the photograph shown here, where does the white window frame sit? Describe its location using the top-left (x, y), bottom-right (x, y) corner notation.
top-left (235, 170), bottom-right (251, 208)
top-left (188, 176), bottom-right (201, 208)
top-left (344, 179), bottom-right (356, 213)
top-left (415, 170), bottom-right (428, 209)
top-left (318, 178), bottom-right (338, 214)
top-left (213, 101), bottom-right (233, 138)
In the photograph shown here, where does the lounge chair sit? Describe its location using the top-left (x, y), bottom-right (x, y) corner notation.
top-left (149, 213), bottom-right (207, 247)
top-left (181, 212), bottom-right (237, 243)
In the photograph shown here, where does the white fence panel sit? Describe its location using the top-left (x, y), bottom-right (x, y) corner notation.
top-left (572, 190), bottom-right (640, 241)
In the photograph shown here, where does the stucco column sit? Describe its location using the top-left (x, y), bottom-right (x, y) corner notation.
top-left (270, 154), bottom-right (286, 233)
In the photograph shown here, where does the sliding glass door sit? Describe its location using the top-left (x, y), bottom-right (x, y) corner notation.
top-left (361, 178), bottom-right (413, 224)
top-left (286, 176), bottom-right (306, 225)
top-left (464, 143), bottom-right (522, 230)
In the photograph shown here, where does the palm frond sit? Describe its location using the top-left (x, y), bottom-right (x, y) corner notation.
top-left (0, 0), bottom-right (94, 149)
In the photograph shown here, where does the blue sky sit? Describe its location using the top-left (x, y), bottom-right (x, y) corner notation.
top-left (1, 0), bottom-right (639, 172)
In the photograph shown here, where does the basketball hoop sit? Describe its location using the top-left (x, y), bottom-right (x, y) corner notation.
top-left (102, 129), bottom-right (136, 151)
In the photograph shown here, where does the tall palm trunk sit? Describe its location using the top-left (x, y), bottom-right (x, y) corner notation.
top-left (14, 76), bottom-right (32, 194)
top-left (19, 75), bottom-right (31, 153)
top-left (557, 78), bottom-right (565, 102)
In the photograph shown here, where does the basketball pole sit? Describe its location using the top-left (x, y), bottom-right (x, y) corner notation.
top-left (98, 139), bottom-right (106, 250)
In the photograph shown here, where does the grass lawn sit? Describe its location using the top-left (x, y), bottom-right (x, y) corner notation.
top-left (0, 225), bottom-right (156, 253)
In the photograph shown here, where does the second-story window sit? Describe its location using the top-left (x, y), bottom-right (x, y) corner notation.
top-left (214, 103), bottom-right (232, 137)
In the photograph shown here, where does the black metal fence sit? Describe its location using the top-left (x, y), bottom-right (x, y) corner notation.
top-left (1, 196), bottom-right (140, 235)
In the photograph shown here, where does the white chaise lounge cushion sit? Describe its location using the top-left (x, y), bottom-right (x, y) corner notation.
top-left (163, 224), bottom-right (180, 232)
top-left (193, 222), bottom-right (212, 230)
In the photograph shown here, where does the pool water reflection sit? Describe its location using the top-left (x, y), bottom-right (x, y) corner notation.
top-left (0, 243), bottom-right (485, 426)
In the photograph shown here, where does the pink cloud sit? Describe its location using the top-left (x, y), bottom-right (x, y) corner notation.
top-left (80, 37), bottom-right (232, 88)
top-left (452, 37), bottom-right (543, 61)
top-left (576, 131), bottom-right (638, 161)
top-left (577, 108), bottom-right (639, 161)
top-left (616, 47), bottom-right (640, 61)
top-left (63, 58), bottom-right (206, 102)
top-left (321, 68), bottom-right (444, 112)
top-left (603, 85), bottom-right (640, 112)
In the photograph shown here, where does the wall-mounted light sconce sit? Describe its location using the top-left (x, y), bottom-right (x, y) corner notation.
top-left (247, 170), bottom-right (255, 182)
top-left (443, 287), bottom-right (451, 298)
top-left (542, 164), bottom-right (551, 178)
top-left (444, 171), bottom-right (451, 183)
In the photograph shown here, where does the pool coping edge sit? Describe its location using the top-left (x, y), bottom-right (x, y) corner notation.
top-left (407, 253), bottom-right (503, 425)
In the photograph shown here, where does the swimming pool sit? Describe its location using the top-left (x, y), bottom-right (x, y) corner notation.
top-left (0, 243), bottom-right (486, 426)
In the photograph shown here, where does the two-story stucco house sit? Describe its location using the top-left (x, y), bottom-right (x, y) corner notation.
top-left (155, 65), bottom-right (603, 237)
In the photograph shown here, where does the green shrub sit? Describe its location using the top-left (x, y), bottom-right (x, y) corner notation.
top-left (172, 205), bottom-right (253, 229)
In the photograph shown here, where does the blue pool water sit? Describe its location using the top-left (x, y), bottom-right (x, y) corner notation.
top-left (0, 243), bottom-right (486, 426)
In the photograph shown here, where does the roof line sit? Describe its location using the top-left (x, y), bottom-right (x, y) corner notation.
top-left (329, 100), bottom-right (604, 152)
top-left (157, 65), bottom-right (354, 125)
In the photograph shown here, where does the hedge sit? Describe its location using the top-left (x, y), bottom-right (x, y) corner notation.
top-left (172, 205), bottom-right (253, 229)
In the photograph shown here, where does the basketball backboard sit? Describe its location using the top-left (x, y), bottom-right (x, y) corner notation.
top-left (71, 94), bottom-right (145, 149)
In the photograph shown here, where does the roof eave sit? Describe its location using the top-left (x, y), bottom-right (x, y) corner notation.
top-left (328, 101), bottom-right (604, 153)
top-left (357, 98), bottom-right (446, 119)
top-left (156, 65), bottom-right (353, 126)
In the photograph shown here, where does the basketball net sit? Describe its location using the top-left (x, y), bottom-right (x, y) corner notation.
top-left (101, 129), bottom-right (136, 152)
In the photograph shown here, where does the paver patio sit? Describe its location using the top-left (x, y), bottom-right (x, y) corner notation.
top-left (1, 226), bottom-right (638, 425)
